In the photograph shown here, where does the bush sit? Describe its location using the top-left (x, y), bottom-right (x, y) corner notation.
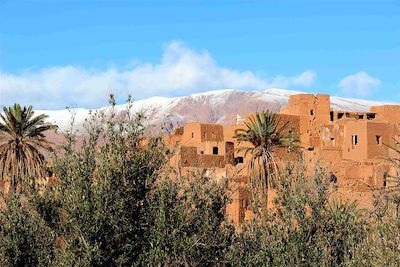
top-left (228, 163), bottom-right (370, 267)
top-left (51, 96), bottom-right (167, 266)
top-left (141, 173), bottom-right (234, 266)
top-left (0, 192), bottom-right (56, 267)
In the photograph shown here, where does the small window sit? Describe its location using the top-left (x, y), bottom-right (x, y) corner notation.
top-left (352, 135), bottom-right (358, 146)
top-left (376, 135), bottom-right (382, 145)
top-left (235, 157), bottom-right (244, 165)
top-left (203, 132), bottom-right (206, 139)
top-left (383, 172), bottom-right (387, 187)
top-left (200, 150), bottom-right (204, 154)
top-left (329, 172), bottom-right (337, 184)
top-left (310, 109), bottom-right (314, 116)
top-left (330, 111), bottom-right (334, 122)
top-left (338, 113), bottom-right (344, 119)
top-left (358, 115), bottom-right (364, 119)
top-left (367, 113), bottom-right (376, 120)
top-left (213, 147), bottom-right (218, 155)
top-left (191, 133), bottom-right (194, 138)
top-left (346, 112), bottom-right (350, 118)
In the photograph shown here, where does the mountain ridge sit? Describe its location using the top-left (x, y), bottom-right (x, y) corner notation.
top-left (36, 88), bottom-right (397, 132)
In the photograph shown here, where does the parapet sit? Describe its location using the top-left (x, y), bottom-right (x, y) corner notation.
top-left (284, 93), bottom-right (331, 117)
top-left (370, 105), bottom-right (400, 124)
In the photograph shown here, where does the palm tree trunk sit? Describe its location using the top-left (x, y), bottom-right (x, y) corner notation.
top-left (262, 155), bottom-right (269, 215)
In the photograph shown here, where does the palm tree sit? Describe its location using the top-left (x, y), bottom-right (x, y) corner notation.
top-left (0, 104), bottom-right (57, 193)
top-left (234, 110), bottom-right (298, 212)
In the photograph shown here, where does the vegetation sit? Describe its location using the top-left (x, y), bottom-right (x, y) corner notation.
top-left (0, 101), bottom-right (399, 266)
top-left (0, 104), bottom-right (56, 193)
top-left (234, 110), bottom-right (298, 211)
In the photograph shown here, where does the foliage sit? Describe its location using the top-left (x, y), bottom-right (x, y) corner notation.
top-left (0, 188), bottom-right (57, 267)
top-left (234, 110), bottom-right (299, 211)
top-left (50, 95), bottom-right (167, 266)
top-left (382, 137), bottom-right (400, 216)
top-left (141, 174), bottom-right (234, 266)
top-left (0, 104), bottom-right (57, 193)
top-left (228, 163), bottom-right (370, 266)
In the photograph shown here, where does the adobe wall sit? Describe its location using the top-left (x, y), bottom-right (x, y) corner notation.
top-left (341, 120), bottom-right (369, 161)
top-left (180, 123), bottom-right (202, 145)
top-left (179, 146), bottom-right (225, 168)
top-left (370, 105), bottom-right (400, 124)
top-left (366, 121), bottom-right (390, 159)
top-left (320, 123), bottom-right (344, 150)
top-left (282, 94), bottom-right (330, 148)
top-left (200, 124), bottom-right (224, 142)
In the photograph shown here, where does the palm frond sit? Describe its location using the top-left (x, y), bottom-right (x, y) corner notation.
top-left (234, 111), bottom-right (299, 212)
top-left (0, 104), bottom-right (57, 193)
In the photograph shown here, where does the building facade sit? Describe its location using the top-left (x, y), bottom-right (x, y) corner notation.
top-left (166, 94), bottom-right (400, 224)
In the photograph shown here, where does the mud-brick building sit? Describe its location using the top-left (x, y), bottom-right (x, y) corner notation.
top-left (165, 93), bottom-right (400, 224)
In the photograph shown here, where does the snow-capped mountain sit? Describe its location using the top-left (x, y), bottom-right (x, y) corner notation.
top-left (37, 88), bottom-right (396, 133)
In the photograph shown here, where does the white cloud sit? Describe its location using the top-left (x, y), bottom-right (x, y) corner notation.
top-left (338, 71), bottom-right (381, 97)
top-left (0, 41), bottom-right (317, 109)
top-left (268, 70), bottom-right (316, 88)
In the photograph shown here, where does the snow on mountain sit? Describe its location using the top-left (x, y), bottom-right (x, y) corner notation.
top-left (36, 88), bottom-right (396, 133)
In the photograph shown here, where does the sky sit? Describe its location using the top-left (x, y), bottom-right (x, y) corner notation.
top-left (0, 0), bottom-right (399, 109)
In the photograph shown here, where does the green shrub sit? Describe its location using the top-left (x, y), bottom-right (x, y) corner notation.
top-left (51, 96), bottom-right (167, 266)
top-left (0, 192), bottom-right (56, 267)
top-left (141, 173), bottom-right (234, 266)
top-left (228, 163), bottom-right (370, 267)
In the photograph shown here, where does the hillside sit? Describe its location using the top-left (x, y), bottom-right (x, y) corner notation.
top-left (37, 88), bottom-right (394, 133)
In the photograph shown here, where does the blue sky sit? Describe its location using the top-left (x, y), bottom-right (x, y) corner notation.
top-left (0, 0), bottom-right (399, 109)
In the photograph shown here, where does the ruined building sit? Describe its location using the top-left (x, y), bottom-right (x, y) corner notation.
top-left (165, 93), bottom-right (400, 224)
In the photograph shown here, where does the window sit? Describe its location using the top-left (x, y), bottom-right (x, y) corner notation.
top-left (352, 135), bottom-right (358, 146)
top-left (329, 173), bottom-right (337, 184)
top-left (358, 115), bottom-right (364, 119)
top-left (203, 132), bottom-right (206, 139)
top-left (310, 109), bottom-right (314, 116)
top-left (191, 133), bottom-right (194, 138)
top-left (338, 113), bottom-right (344, 119)
top-left (200, 150), bottom-right (204, 154)
top-left (383, 172), bottom-right (387, 187)
top-left (330, 111), bottom-right (334, 122)
top-left (376, 135), bottom-right (382, 145)
top-left (235, 157), bottom-right (244, 165)
top-left (367, 113), bottom-right (376, 120)
top-left (213, 147), bottom-right (218, 155)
